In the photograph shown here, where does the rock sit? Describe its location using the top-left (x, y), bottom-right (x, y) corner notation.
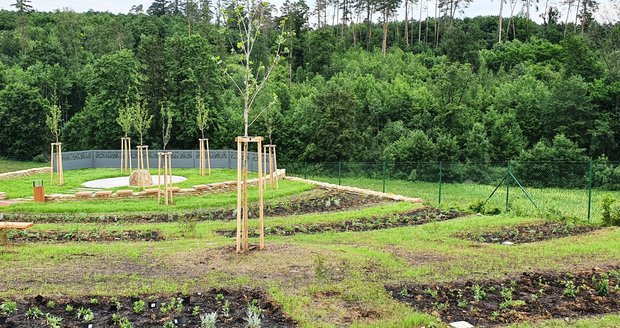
top-left (129, 170), bottom-right (152, 187)
top-left (501, 241), bottom-right (515, 246)
top-left (0, 192), bottom-right (6, 200)
top-left (449, 321), bottom-right (474, 328)
top-left (476, 213), bottom-right (483, 216)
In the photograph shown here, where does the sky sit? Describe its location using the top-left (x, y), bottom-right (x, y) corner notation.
top-left (0, 0), bottom-right (615, 24)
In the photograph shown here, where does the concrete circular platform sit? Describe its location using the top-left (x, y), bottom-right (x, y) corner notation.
top-left (81, 175), bottom-right (187, 189)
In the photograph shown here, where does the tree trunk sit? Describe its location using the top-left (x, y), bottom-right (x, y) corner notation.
top-left (564, 1), bottom-right (572, 38)
top-left (404, 0), bottom-right (409, 46)
top-left (418, 0), bottom-right (423, 42)
top-left (434, 0), bottom-right (439, 46)
top-left (367, 2), bottom-right (372, 50)
top-left (574, 0), bottom-right (580, 33)
top-left (498, 0), bottom-right (504, 43)
top-left (382, 7), bottom-right (388, 57)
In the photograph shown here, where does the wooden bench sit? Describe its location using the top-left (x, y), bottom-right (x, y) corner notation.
top-left (0, 222), bottom-right (34, 245)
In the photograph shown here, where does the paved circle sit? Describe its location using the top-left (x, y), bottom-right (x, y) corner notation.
top-left (81, 175), bottom-right (187, 189)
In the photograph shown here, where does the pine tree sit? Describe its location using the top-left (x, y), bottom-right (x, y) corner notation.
top-left (147, 0), bottom-right (170, 16)
top-left (11, 0), bottom-right (33, 13)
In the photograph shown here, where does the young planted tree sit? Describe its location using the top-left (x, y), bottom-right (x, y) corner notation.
top-left (117, 100), bottom-right (134, 173)
top-left (46, 94), bottom-right (64, 186)
top-left (132, 94), bottom-right (153, 188)
top-left (160, 102), bottom-right (173, 150)
top-left (219, 0), bottom-right (288, 253)
top-left (196, 94), bottom-right (211, 176)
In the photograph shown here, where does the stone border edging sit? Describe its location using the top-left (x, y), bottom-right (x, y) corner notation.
top-left (0, 167), bottom-right (50, 180)
top-left (284, 176), bottom-right (424, 203)
top-left (43, 169), bottom-right (287, 202)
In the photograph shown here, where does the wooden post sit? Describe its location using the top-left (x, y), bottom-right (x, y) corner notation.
top-left (268, 145), bottom-right (274, 189)
top-left (121, 137), bottom-right (132, 173)
top-left (258, 139), bottom-right (265, 250)
top-left (235, 136), bottom-right (266, 253)
top-left (157, 152), bottom-right (162, 204)
top-left (236, 139), bottom-right (242, 253)
top-left (136, 145), bottom-right (150, 189)
top-left (50, 143), bottom-right (64, 186)
top-left (206, 138), bottom-right (211, 176)
top-left (273, 145), bottom-right (279, 190)
top-left (263, 145), bottom-right (268, 191)
top-left (199, 139), bottom-right (205, 176)
top-left (168, 152), bottom-right (174, 205)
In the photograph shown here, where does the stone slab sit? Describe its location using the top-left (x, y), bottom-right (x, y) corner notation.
top-left (94, 191), bottom-right (113, 198)
top-left (449, 322), bottom-right (474, 328)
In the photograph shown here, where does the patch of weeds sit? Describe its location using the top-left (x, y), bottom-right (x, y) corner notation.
top-left (314, 255), bottom-right (329, 282)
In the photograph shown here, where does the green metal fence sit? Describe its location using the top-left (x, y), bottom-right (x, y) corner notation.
top-left (284, 161), bottom-right (620, 223)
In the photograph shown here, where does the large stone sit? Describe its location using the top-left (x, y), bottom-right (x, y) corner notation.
top-left (449, 321), bottom-right (474, 328)
top-left (129, 170), bottom-right (152, 187)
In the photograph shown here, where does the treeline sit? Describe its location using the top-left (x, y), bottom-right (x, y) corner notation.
top-left (0, 0), bottom-right (619, 168)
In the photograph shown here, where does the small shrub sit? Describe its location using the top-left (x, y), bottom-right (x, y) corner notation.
top-left (119, 317), bottom-right (134, 328)
top-left (45, 313), bottom-right (63, 328)
top-left (245, 308), bottom-right (261, 328)
top-left (563, 280), bottom-right (577, 298)
top-left (602, 197), bottom-right (620, 226)
top-left (593, 274), bottom-right (610, 296)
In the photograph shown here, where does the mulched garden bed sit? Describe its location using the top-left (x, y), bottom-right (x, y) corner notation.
top-left (217, 207), bottom-right (466, 237)
top-left (7, 229), bottom-right (163, 243)
top-left (0, 289), bottom-right (295, 327)
top-left (3, 188), bottom-right (388, 224)
top-left (387, 267), bottom-right (620, 327)
top-left (460, 222), bottom-right (601, 244)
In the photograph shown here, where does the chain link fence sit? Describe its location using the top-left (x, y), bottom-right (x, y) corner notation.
top-left (284, 161), bottom-right (620, 223)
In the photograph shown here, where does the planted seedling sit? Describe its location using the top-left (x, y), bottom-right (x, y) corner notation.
top-left (76, 307), bottom-right (94, 321)
top-left (563, 280), bottom-right (578, 298)
top-left (200, 312), bottom-right (217, 328)
top-left (89, 298), bottom-right (99, 305)
top-left (163, 321), bottom-right (177, 328)
top-left (192, 306), bottom-right (201, 316)
top-left (215, 294), bottom-right (225, 302)
top-left (593, 274), bottom-right (610, 296)
top-left (399, 288), bottom-right (409, 297)
top-left (66, 305), bottom-right (74, 313)
top-left (472, 285), bottom-right (486, 301)
top-left (248, 299), bottom-right (262, 316)
top-left (0, 301), bottom-right (17, 316)
top-left (119, 317), bottom-right (134, 328)
top-left (45, 313), bottom-right (63, 328)
top-left (26, 306), bottom-right (44, 319)
top-left (221, 300), bottom-right (231, 317)
top-left (245, 307), bottom-right (261, 328)
top-left (133, 300), bottom-right (146, 314)
top-left (423, 288), bottom-right (438, 299)
top-left (46, 301), bottom-right (56, 309)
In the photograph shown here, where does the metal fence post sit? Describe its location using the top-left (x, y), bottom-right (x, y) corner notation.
top-left (382, 161), bottom-right (387, 193)
top-left (438, 161), bottom-right (443, 205)
top-left (304, 162), bottom-right (308, 180)
top-left (505, 161), bottom-right (511, 211)
top-left (338, 161), bottom-right (342, 185)
top-left (587, 160), bottom-right (593, 223)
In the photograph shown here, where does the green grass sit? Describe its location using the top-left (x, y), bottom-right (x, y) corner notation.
top-left (1, 209), bottom-right (618, 327)
top-left (0, 168), bottom-right (255, 199)
top-left (0, 179), bottom-right (313, 214)
top-left (299, 174), bottom-right (620, 224)
top-left (0, 158), bottom-right (45, 174)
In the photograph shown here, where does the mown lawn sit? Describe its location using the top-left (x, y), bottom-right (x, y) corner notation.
top-left (0, 180), bottom-right (312, 214)
top-left (0, 168), bottom-right (256, 199)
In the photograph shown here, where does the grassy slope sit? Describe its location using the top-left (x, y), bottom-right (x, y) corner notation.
top-left (1, 205), bottom-right (618, 327)
top-left (0, 159), bottom-right (45, 174)
top-left (301, 175), bottom-right (620, 224)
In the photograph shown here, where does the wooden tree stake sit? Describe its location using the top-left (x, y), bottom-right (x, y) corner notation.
top-left (199, 138), bottom-right (212, 176)
top-left (235, 136), bottom-right (265, 253)
top-left (158, 152), bottom-right (174, 205)
top-left (121, 137), bottom-right (132, 173)
top-left (136, 145), bottom-right (150, 189)
top-left (50, 142), bottom-right (64, 186)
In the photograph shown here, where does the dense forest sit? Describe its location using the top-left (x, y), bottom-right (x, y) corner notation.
top-left (0, 0), bottom-right (619, 167)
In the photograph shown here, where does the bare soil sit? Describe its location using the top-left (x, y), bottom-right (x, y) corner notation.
top-left (0, 289), bottom-right (295, 327)
top-left (216, 207), bottom-right (466, 237)
top-left (460, 222), bottom-right (601, 244)
top-left (387, 267), bottom-right (620, 327)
